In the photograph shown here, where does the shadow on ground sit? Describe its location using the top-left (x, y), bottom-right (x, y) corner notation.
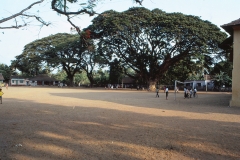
top-left (0, 95), bottom-right (239, 160)
top-left (50, 91), bottom-right (236, 115)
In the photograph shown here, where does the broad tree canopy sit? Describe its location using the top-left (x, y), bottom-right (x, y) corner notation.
top-left (88, 7), bottom-right (227, 89)
top-left (11, 32), bottom-right (103, 86)
top-left (12, 33), bottom-right (83, 85)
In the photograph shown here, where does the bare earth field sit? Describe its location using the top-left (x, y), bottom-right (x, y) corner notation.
top-left (0, 86), bottom-right (239, 160)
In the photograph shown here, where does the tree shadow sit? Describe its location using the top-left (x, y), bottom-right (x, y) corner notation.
top-left (0, 97), bottom-right (239, 160)
top-left (50, 90), bottom-right (237, 115)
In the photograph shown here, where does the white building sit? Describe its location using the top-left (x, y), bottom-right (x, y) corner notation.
top-left (10, 76), bottom-right (29, 86)
top-left (184, 80), bottom-right (214, 90)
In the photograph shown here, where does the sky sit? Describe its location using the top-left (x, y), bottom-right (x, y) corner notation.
top-left (0, 0), bottom-right (239, 66)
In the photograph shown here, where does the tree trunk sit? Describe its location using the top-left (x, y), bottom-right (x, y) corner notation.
top-left (89, 79), bottom-right (94, 88)
top-left (87, 75), bottom-right (94, 88)
top-left (67, 74), bottom-right (74, 87)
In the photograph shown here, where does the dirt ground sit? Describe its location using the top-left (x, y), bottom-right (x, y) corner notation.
top-left (0, 86), bottom-right (239, 160)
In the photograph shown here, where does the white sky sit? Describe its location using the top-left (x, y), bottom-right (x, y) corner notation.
top-left (0, 0), bottom-right (239, 65)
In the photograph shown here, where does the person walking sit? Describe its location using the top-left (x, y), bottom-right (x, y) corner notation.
top-left (165, 86), bottom-right (169, 100)
top-left (186, 88), bottom-right (190, 98)
top-left (190, 89), bottom-right (193, 98)
top-left (193, 88), bottom-right (197, 97)
top-left (184, 87), bottom-right (187, 98)
top-left (6, 83), bottom-right (8, 90)
top-left (156, 88), bottom-right (159, 98)
top-left (0, 88), bottom-right (4, 104)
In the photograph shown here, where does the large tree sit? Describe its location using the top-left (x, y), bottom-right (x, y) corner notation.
top-left (11, 53), bottom-right (45, 77)
top-left (17, 33), bottom-right (86, 86)
top-left (88, 7), bottom-right (227, 90)
top-left (12, 32), bottom-right (104, 86)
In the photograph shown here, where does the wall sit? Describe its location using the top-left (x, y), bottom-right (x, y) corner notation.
top-left (230, 26), bottom-right (240, 107)
top-left (11, 79), bottom-right (28, 86)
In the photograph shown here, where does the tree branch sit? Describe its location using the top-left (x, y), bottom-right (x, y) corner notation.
top-left (51, 0), bottom-right (95, 16)
top-left (21, 14), bottom-right (50, 26)
top-left (0, 0), bottom-right (44, 24)
top-left (0, 24), bottom-right (27, 29)
top-left (0, 0), bottom-right (50, 29)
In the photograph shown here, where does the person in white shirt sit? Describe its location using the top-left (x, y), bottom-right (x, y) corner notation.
top-left (193, 88), bottom-right (197, 97)
top-left (190, 89), bottom-right (193, 98)
top-left (165, 86), bottom-right (169, 100)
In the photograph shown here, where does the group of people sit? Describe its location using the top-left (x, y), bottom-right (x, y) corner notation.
top-left (184, 88), bottom-right (197, 98)
top-left (156, 86), bottom-right (169, 100)
top-left (155, 87), bottom-right (197, 100)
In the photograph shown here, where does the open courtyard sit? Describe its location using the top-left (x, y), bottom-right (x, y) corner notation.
top-left (0, 87), bottom-right (239, 160)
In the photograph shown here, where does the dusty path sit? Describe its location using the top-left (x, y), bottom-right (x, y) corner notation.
top-left (0, 87), bottom-right (239, 160)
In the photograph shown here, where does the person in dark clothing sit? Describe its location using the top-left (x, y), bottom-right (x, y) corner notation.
top-left (165, 86), bottom-right (169, 100)
top-left (156, 88), bottom-right (159, 98)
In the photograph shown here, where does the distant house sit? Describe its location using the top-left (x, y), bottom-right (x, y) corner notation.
top-left (0, 73), bottom-right (4, 83)
top-left (30, 74), bottom-right (57, 86)
top-left (122, 77), bottom-right (136, 88)
top-left (122, 77), bottom-right (135, 84)
top-left (10, 75), bottom-right (29, 86)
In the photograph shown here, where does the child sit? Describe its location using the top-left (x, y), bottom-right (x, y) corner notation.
top-left (190, 89), bottom-right (193, 98)
top-left (193, 88), bottom-right (197, 97)
top-left (185, 88), bottom-right (190, 99)
top-left (156, 88), bottom-right (159, 98)
top-left (0, 88), bottom-right (4, 104)
top-left (184, 87), bottom-right (187, 98)
top-left (165, 86), bottom-right (169, 100)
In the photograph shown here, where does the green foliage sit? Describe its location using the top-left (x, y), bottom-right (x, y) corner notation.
top-left (88, 7), bottom-right (227, 86)
top-left (214, 71), bottom-right (231, 87)
top-left (211, 61), bottom-right (232, 87)
top-left (52, 69), bottom-right (67, 82)
top-left (12, 32), bottom-right (106, 86)
top-left (0, 63), bottom-right (12, 82)
top-left (109, 59), bottom-right (124, 84)
top-left (91, 69), bottom-right (108, 85)
top-left (53, 69), bottom-right (90, 86)
top-left (74, 71), bottom-right (90, 85)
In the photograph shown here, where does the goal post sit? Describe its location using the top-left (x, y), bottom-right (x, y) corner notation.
top-left (174, 80), bottom-right (196, 100)
top-left (174, 80), bottom-right (183, 100)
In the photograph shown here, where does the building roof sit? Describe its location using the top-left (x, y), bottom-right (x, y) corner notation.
top-left (0, 73), bottom-right (4, 81)
top-left (220, 18), bottom-right (240, 62)
top-left (30, 74), bottom-right (56, 81)
top-left (10, 75), bottom-right (28, 80)
top-left (221, 18), bottom-right (240, 35)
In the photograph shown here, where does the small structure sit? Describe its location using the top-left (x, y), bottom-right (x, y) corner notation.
top-left (30, 74), bottom-right (57, 86)
top-left (10, 75), bottom-right (29, 86)
top-left (221, 18), bottom-right (240, 107)
top-left (122, 77), bottom-right (135, 88)
top-left (184, 80), bottom-right (214, 90)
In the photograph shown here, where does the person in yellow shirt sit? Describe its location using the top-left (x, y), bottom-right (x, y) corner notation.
top-left (0, 88), bottom-right (4, 104)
